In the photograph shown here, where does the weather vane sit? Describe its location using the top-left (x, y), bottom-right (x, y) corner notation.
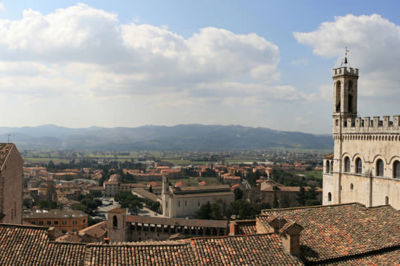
top-left (342, 47), bottom-right (349, 66)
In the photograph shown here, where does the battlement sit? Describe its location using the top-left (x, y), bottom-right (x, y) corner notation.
top-left (334, 115), bottom-right (400, 134)
top-left (332, 67), bottom-right (359, 77)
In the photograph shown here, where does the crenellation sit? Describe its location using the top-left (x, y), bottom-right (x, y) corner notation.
top-left (355, 117), bottom-right (361, 128)
top-left (394, 116), bottom-right (400, 127)
top-left (332, 67), bottom-right (359, 77)
top-left (338, 115), bottom-right (400, 133)
top-left (383, 116), bottom-right (390, 127)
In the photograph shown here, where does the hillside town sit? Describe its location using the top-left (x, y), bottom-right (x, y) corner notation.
top-left (1, 1), bottom-right (400, 265)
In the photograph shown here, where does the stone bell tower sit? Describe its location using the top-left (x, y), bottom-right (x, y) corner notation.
top-left (327, 49), bottom-right (359, 205)
top-left (332, 49), bottom-right (359, 129)
top-left (161, 175), bottom-right (170, 216)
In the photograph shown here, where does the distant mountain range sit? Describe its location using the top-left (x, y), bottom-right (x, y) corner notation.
top-left (0, 124), bottom-right (333, 151)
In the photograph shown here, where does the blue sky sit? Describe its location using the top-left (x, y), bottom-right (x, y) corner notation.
top-left (0, 1), bottom-right (399, 133)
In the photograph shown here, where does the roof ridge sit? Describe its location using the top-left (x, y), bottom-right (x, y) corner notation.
top-left (311, 244), bottom-right (400, 264)
top-left (261, 202), bottom-right (363, 213)
top-left (190, 232), bottom-right (275, 241)
top-left (50, 241), bottom-right (86, 246)
top-left (87, 241), bottom-right (188, 247)
top-left (366, 204), bottom-right (395, 210)
top-left (0, 223), bottom-right (49, 230)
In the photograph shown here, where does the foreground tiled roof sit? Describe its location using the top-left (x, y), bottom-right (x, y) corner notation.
top-left (0, 224), bottom-right (86, 265)
top-left (191, 234), bottom-right (302, 265)
top-left (0, 223), bottom-right (301, 265)
top-left (261, 203), bottom-right (400, 263)
top-left (325, 248), bottom-right (400, 265)
top-left (86, 242), bottom-right (196, 265)
top-left (234, 220), bottom-right (257, 235)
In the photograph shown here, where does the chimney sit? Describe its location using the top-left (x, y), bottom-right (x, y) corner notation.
top-left (267, 216), bottom-right (287, 233)
top-left (229, 221), bottom-right (237, 236)
top-left (279, 221), bottom-right (303, 256)
top-left (47, 227), bottom-right (56, 241)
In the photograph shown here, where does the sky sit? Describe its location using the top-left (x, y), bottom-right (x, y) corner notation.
top-left (0, 1), bottom-right (399, 133)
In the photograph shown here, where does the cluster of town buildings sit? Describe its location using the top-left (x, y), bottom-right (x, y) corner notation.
top-left (2, 59), bottom-right (400, 263)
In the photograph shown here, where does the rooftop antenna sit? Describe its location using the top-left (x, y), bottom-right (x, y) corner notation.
top-left (7, 134), bottom-right (10, 143)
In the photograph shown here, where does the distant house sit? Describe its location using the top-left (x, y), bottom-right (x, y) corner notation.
top-left (23, 209), bottom-right (88, 233)
top-left (259, 178), bottom-right (322, 207)
top-left (103, 174), bottom-right (120, 197)
top-left (161, 176), bottom-right (234, 218)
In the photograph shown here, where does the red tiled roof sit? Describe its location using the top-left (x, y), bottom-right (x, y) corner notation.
top-left (235, 220), bottom-right (257, 235)
top-left (261, 203), bottom-right (400, 263)
top-left (0, 224), bottom-right (85, 264)
top-left (85, 242), bottom-right (196, 265)
top-left (79, 221), bottom-right (107, 239)
top-left (325, 248), bottom-right (400, 265)
top-left (191, 234), bottom-right (302, 265)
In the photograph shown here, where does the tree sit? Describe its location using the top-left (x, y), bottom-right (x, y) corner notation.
top-left (229, 200), bottom-right (256, 219)
top-left (306, 185), bottom-right (318, 201)
top-left (273, 193), bottom-right (279, 208)
top-left (280, 194), bottom-right (291, 208)
top-left (114, 191), bottom-right (143, 215)
top-left (233, 188), bottom-right (244, 200)
top-left (305, 199), bottom-right (320, 206)
top-left (90, 190), bottom-right (103, 198)
top-left (23, 198), bottom-right (33, 209)
top-left (38, 200), bottom-right (58, 209)
top-left (210, 203), bottom-right (223, 220)
top-left (297, 186), bottom-right (307, 206)
top-left (71, 203), bottom-right (87, 212)
top-left (47, 160), bottom-right (56, 170)
top-left (196, 202), bottom-right (211, 219)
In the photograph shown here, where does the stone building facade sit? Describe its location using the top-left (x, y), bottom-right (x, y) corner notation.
top-left (161, 175), bottom-right (234, 218)
top-left (323, 57), bottom-right (400, 209)
top-left (23, 209), bottom-right (88, 233)
top-left (107, 208), bottom-right (228, 242)
top-left (0, 143), bottom-right (23, 224)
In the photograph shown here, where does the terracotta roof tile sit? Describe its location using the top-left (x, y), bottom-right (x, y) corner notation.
top-left (0, 224), bottom-right (85, 265)
top-left (85, 242), bottom-right (196, 265)
top-left (261, 203), bottom-right (400, 263)
top-left (191, 234), bottom-right (302, 265)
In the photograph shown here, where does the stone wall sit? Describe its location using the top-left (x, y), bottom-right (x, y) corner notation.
top-left (1, 146), bottom-right (23, 224)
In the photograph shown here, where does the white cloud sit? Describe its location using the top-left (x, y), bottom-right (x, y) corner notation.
top-left (0, 3), bottom-right (5, 12)
top-left (0, 3), bottom-right (307, 104)
top-left (294, 14), bottom-right (400, 101)
top-left (0, 3), bottom-right (325, 132)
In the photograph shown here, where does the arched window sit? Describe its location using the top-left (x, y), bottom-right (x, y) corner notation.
top-left (336, 81), bottom-right (341, 112)
top-left (350, 183), bottom-right (354, 190)
top-left (393, 161), bottom-right (400, 178)
top-left (376, 159), bottom-right (384, 177)
top-left (326, 161), bottom-right (330, 173)
top-left (113, 215), bottom-right (118, 228)
top-left (348, 80), bottom-right (353, 113)
top-left (328, 192), bottom-right (332, 202)
top-left (355, 158), bottom-right (362, 174)
top-left (344, 157), bottom-right (350, 172)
